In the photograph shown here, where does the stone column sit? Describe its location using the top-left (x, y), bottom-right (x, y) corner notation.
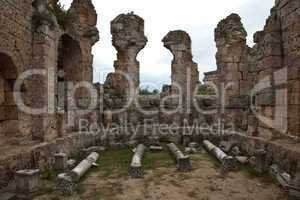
top-left (167, 143), bottom-right (192, 172)
top-left (162, 30), bottom-right (199, 122)
top-left (111, 12), bottom-right (147, 99)
top-left (31, 19), bottom-right (58, 141)
top-left (105, 12), bottom-right (147, 124)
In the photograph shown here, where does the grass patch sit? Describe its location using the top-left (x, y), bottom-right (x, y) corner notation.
top-left (90, 147), bottom-right (174, 178)
top-left (143, 148), bottom-right (173, 169)
top-left (95, 148), bottom-right (133, 177)
top-left (41, 169), bottom-right (58, 181)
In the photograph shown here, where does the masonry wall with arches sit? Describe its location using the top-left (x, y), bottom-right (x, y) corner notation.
top-left (0, 0), bottom-right (34, 140)
top-left (0, 0), bottom-right (99, 143)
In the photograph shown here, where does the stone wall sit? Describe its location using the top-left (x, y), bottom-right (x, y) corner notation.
top-left (214, 14), bottom-right (253, 131)
top-left (276, 0), bottom-right (300, 136)
top-left (210, 0), bottom-right (300, 139)
top-left (0, 0), bottom-right (99, 141)
top-left (0, 132), bottom-right (103, 189)
top-left (251, 0), bottom-right (300, 138)
top-left (0, 0), bottom-right (33, 139)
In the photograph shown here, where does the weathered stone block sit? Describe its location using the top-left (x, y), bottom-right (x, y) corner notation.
top-left (54, 153), bottom-right (68, 171)
top-left (15, 169), bottom-right (40, 194)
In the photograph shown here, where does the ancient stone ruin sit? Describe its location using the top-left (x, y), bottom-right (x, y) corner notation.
top-left (210, 3), bottom-right (300, 139)
top-left (162, 30), bottom-right (199, 123)
top-left (0, 0), bottom-right (299, 199)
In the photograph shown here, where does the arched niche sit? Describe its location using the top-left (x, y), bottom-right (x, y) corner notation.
top-left (0, 52), bottom-right (19, 136)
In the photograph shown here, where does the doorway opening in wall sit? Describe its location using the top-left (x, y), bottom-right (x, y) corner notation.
top-left (0, 53), bottom-right (19, 137)
top-left (57, 34), bottom-right (83, 112)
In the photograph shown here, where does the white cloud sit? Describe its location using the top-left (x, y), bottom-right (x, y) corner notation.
top-left (59, 0), bottom-right (275, 87)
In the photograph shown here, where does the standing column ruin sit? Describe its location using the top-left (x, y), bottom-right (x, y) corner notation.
top-left (129, 144), bottom-right (146, 178)
top-left (31, 0), bottom-right (59, 141)
top-left (203, 140), bottom-right (237, 172)
top-left (162, 30), bottom-right (199, 122)
top-left (103, 12), bottom-right (147, 124)
top-left (215, 14), bottom-right (253, 132)
top-left (110, 12), bottom-right (148, 98)
top-left (167, 143), bottom-right (192, 172)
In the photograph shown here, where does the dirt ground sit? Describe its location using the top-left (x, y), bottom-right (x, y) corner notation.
top-left (34, 148), bottom-right (288, 200)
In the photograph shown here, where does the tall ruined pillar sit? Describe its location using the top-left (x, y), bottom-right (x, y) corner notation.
top-left (68, 0), bottom-right (99, 83)
top-left (110, 13), bottom-right (147, 98)
top-left (215, 14), bottom-right (252, 131)
top-left (62, 0), bottom-right (99, 132)
top-left (103, 13), bottom-right (147, 124)
top-left (162, 30), bottom-right (199, 121)
top-left (31, 0), bottom-right (59, 141)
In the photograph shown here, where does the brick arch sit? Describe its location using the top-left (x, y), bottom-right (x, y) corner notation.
top-left (57, 34), bottom-right (83, 81)
top-left (0, 52), bottom-right (19, 137)
top-left (56, 34), bottom-right (83, 112)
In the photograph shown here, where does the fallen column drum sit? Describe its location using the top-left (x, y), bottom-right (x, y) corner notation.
top-left (203, 140), bottom-right (237, 172)
top-left (129, 144), bottom-right (147, 178)
top-left (167, 143), bottom-right (192, 172)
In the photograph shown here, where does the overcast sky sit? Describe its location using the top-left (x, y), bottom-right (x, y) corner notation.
top-left (61, 0), bottom-right (274, 90)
